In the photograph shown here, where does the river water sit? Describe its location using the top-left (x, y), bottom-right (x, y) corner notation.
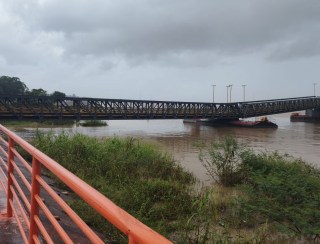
top-left (10, 112), bottom-right (320, 184)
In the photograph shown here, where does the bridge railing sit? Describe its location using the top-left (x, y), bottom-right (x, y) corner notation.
top-left (0, 124), bottom-right (171, 244)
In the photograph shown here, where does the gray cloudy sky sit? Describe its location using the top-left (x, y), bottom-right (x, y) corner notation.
top-left (1, 0), bottom-right (320, 102)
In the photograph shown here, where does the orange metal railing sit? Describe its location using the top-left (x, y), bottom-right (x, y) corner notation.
top-left (0, 124), bottom-right (172, 244)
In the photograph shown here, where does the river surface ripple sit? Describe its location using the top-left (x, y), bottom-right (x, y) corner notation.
top-left (11, 113), bottom-right (320, 183)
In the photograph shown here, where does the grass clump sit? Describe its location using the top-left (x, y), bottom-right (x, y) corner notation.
top-left (80, 120), bottom-right (107, 127)
top-left (33, 132), bottom-right (195, 242)
top-left (196, 137), bottom-right (320, 242)
top-left (241, 152), bottom-right (320, 237)
top-left (1, 120), bottom-right (75, 127)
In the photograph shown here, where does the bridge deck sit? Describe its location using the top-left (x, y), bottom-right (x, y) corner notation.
top-left (0, 95), bottom-right (319, 120)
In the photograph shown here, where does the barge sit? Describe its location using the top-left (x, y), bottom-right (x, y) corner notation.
top-left (227, 117), bottom-right (278, 128)
top-left (183, 117), bottom-right (278, 128)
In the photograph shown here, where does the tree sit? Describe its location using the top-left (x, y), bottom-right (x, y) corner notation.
top-left (26, 88), bottom-right (48, 96)
top-left (51, 91), bottom-right (66, 97)
top-left (0, 76), bottom-right (28, 95)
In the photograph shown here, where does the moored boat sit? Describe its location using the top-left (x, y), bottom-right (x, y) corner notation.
top-left (183, 117), bottom-right (278, 128)
top-left (228, 117), bottom-right (278, 128)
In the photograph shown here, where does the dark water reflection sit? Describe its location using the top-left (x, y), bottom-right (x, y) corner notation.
top-left (10, 113), bottom-right (320, 183)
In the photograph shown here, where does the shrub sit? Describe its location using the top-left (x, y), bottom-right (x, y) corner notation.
top-left (80, 120), bottom-right (107, 127)
top-left (199, 136), bottom-right (248, 186)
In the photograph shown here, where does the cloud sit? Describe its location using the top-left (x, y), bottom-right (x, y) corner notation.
top-left (1, 0), bottom-right (320, 102)
top-left (267, 30), bottom-right (320, 61)
top-left (2, 0), bottom-right (320, 68)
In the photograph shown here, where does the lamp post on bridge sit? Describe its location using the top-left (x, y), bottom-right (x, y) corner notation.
top-left (242, 84), bottom-right (246, 102)
top-left (229, 84), bottom-right (233, 103)
top-left (212, 84), bottom-right (216, 103)
top-left (226, 84), bottom-right (233, 103)
top-left (226, 85), bottom-right (230, 103)
top-left (314, 83), bottom-right (317, 97)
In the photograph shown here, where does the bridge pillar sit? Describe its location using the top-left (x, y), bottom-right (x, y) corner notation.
top-left (306, 108), bottom-right (320, 118)
top-left (291, 108), bottom-right (320, 122)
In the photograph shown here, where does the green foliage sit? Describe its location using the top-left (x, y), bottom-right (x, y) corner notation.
top-left (0, 75), bottom-right (67, 97)
top-left (240, 152), bottom-right (320, 237)
top-left (0, 76), bottom-right (28, 95)
top-left (179, 188), bottom-right (224, 243)
top-left (31, 134), bottom-right (320, 242)
top-left (26, 88), bottom-right (48, 96)
top-left (32, 132), bottom-right (196, 240)
top-left (1, 120), bottom-right (75, 127)
top-left (51, 91), bottom-right (66, 97)
top-left (199, 136), bottom-right (249, 186)
top-left (178, 185), bottom-right (271, 243)
top-left (80, 120), bottom-right (108, 127)
top-left (198, 137), bottom-right (320, 241)
top-left (26, 88), bottom-right (66, 97)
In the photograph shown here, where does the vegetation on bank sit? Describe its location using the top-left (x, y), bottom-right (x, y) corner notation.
top-left (80, 120), bottom-right (108, 127)
top-left (197, 137), bottom-right (320, 242)
top-left (33, 132), bottom-right (196, 242)
top-left (31, 133), bottom-right (320, 243)
top-left (1, 119), bottom-right (109, 128)
top-left (242, 152), bottom-right (320, 237)
top-left (1, 120), bottom-right (75, 128)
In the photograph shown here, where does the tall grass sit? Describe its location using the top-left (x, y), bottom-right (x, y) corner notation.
top-left (33, 132), bottom-right (196, 241)
top-left (241, 152), bottom-right (320, 237)
top-left (197, 137), bottom-right (320, 242)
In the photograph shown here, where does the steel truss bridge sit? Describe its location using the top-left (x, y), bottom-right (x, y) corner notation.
top-left (0, 95), bottom-right (319, 120)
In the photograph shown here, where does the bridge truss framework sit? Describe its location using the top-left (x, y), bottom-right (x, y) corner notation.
top-left (0, 95), bottom-right (319, 120)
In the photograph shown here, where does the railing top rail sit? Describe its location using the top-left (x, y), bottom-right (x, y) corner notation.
top-left (0, 124), bottom-right (171, 244)
top-left (240, 96), bottom-right (318, 104)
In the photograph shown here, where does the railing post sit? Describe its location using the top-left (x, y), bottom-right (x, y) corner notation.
top-left (128, 234), bottom-right (136, 244)
top-left (29, 157), bottom-right (41, 244)
top-left (6, 137), bottom-right (14, 217)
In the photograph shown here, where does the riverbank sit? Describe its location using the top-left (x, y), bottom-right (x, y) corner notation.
top-left (32, 132), bottom-right (196, 242)
top-left (1, 120), bottom-right (75, 128)
top-left (1, 119), bottom-right (108, 130)
top-left (30, 133), bottom-right (320, 243)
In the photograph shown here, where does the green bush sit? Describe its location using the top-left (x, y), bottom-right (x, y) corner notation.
top-left (198, 137), bottom-right (320, 241)
top-left (199, 136), bottom-right (249, 186)
top-left (80, 120), bottom-right (107, 127)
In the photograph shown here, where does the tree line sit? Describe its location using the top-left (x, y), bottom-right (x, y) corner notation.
top-left (0, 76), bottom-right (66, 97)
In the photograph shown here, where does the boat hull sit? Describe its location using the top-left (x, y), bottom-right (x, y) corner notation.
top-left (183, 118), bottom-right (278, 128)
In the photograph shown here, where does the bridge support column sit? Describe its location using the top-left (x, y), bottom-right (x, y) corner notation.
top-left (306, 108), bottom-right (320, 118)
top-left (291, 108), bottom-right (320, 122)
